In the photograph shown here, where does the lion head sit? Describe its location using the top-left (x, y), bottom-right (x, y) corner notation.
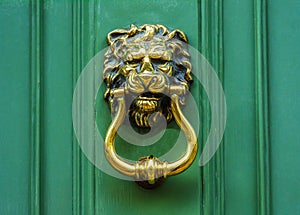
top-left (103, 24), bottom-right (192, 128)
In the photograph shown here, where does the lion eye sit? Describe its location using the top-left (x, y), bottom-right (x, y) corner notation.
top-left (157, 62), bottom-right (172, 75)
top-left (126, 59), bottom-right (141, 65)
top-left (151, 59), bottom-right (169, 65)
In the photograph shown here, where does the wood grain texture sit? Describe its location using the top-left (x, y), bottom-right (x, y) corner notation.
top-left (2, 1), bottom-right (300, 215)
top-left (41, 1), bottom-right (73, 214)
top-left (30, 0), bottom-right (42, 214)
top-left (200, 0), bottom-right (224, 214)
top-left (72, 1), bottom-right (97, 215)
top-left (223, 1), bottom-right (258, 214)
top-left (72, 1), bottom-right (82, 214)
top-left (254, 0), bottom-right (271, 214)
top-left (268, 1), bottom-right (300, 214)
top-left (81, 1), bottom-right (96, 214)
top-left (0, 1), bottom-right (31, 214)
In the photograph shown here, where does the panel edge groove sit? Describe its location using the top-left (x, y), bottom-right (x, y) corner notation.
top-left (254, 0), bottom-right (272, 214)
top-left (29, 0), bottom-right (43, 214)
top-left (200, 0), bottom-right (225, 214)
top-left (72, 0), bottom-right (82, 214)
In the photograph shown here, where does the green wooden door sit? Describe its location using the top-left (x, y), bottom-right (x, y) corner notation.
top-left (1, 0), bottom-right (300, 215)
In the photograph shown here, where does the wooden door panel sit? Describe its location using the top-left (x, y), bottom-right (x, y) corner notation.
top-left (1, 0), bottom-right (300, 215)
top-left (83, 1), bottom-right (201, 215)
top-left (224, 1), bottom-right (257, 214)
top-left (268, 1), bottom-right (300, 214)
top-left (42, 1), bottom-right (73, 214)
top-left (0, 2), bottom-right (31, 214)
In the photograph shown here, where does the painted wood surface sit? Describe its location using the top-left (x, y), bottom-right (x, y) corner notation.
top-left (0, 0), bottom-right (300, 214)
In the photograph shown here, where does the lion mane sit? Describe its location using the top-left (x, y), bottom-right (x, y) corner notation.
top-left (103, 24), bottom-right (193, 127)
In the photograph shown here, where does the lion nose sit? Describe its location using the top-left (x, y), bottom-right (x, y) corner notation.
top-left (140, 56), bottom-right (154, 73)
top-left (138, 71), bottom-right (153, 88)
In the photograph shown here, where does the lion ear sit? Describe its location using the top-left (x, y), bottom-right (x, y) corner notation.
top-left (107, 29), bottom-right (129, 44)
top-left (168, 30), bottom-right (188, 42)
top-left (107, 24), bottom-right (138, 44)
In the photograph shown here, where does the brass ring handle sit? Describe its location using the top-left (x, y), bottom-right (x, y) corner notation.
top-left (102, 24), bottom-right (198, 188)
top-left (104, 88), bottom-right (198, 187)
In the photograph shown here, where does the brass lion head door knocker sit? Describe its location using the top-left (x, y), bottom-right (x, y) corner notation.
top-left (103, 24), bottom-right (198, 189)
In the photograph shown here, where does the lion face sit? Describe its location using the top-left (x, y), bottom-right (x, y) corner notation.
top-left (103, 24), bottom-right (192, 128)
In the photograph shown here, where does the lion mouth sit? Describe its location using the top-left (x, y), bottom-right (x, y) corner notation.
top-left (134, 95), bottom-right (160, 112)
top-left (129, 93), bottom-right (172, 128)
